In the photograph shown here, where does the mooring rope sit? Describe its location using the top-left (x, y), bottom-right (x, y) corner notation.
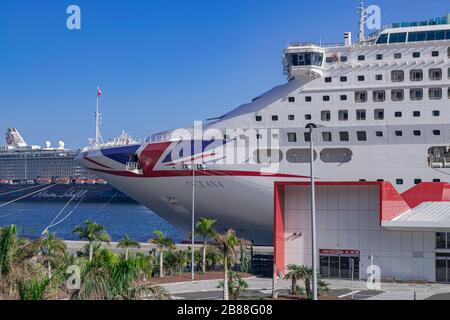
top-left (41, 194), bottom-right (77, 234)
top-left (0, 184), bottom-right (56, 209)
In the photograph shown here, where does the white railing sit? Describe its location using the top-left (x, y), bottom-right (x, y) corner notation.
top-left (125, 162), bottom-right (143, 174)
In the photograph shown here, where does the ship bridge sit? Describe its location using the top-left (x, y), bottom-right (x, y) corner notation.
top-left (283, 44), bottom-right (325, 80)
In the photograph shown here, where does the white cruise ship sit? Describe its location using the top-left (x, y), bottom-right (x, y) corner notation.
top-left (77, 7), bottom-right (450, 244)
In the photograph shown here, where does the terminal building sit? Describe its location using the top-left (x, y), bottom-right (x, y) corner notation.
top-left (274, 181), bottom-right (450, 282)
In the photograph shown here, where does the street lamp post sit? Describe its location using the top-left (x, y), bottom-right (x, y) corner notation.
top-left (188, 163), bottom-right (205, 280)
top-left (306, 123), bottom-right (318, 300)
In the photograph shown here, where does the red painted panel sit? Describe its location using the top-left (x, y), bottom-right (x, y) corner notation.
top-left (402, 183), bottom-right (450, 209)
top-left (273, 184), bottom-right (285, 275)
top-left (139, 142), bottom-right (173, 174)
top-left (380, 182), bottom-right (411, 221)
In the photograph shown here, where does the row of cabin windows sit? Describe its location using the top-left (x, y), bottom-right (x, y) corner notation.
top-left (360, 178), bottom-right (440, 185)
top-left (255, 110), bottom-right (441, 122)
top-left (328, 47), bottom-right (450, 63)
top-left (324, 68), bottom-right (449, 84)
top-left (300, 87), bottom-right (450, 103)
top-left (285, 128), bottom-right (442, 144)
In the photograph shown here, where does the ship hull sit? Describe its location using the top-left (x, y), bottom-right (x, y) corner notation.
top-left (0, 184), bottom-right (137, 204)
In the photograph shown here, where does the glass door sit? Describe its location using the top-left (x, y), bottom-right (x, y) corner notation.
top-left (436, 259), bottom-right (449, 282)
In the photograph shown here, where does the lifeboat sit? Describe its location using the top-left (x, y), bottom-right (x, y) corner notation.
top-left (86, 179), bottom-right (97, 185)
top-left (0, 179), bottom-right (12, 185)
top-left (55, 178), bottom-right (71, 185)
top-left (74, 179), bottom-right (85, 185)
top-left (96, 179), bottom-right (108, 185)
top-left (36, 178), bottom-right (53, 185)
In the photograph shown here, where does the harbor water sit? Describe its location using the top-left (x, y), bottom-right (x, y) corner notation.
top-left (0, 202), bottom-right (181, 243)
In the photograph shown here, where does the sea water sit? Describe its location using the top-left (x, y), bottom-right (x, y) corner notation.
top-left (0, 202), bottom-right (181, 243)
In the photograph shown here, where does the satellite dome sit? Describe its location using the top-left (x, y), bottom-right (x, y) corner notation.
top-left (45, 141), bottom-right (51, 148)
top-left (58, 141), bottom-right (65, 149)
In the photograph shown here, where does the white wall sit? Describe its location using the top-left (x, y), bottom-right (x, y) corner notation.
top-left (284, 185), bottom-right (436, 281)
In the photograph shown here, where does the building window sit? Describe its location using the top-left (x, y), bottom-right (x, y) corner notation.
top-left (410, 69), bottom-right (423, 81)
top-left (305, 96), bottom-right (312, 102)
top-left (394, 52), bottom-right (402, 59)
top-left (412, 52), bottom-right (420, 58)
top-left (287, 132), bottom-right (297, 143)
top-left (396, 179), bottom-right (404, 185)
top-left (340, 56), bottom-right (348, 62)
top-left (357, 75), bottom-right (365, 81)
top-left (429, 68), bottom-right (442, 80)
top-left (358, 55), bottom-right (365, 61)
top-left (256, 134), bottom-right (263, 140)
top-left (255, 116), bottom-right (262, 122)
top-left (376, 54), bottom-right (383, 60)
top-left (375, 74), bottom-right (383, 81)
top-left (391, 70), bottom-right (404, 82)
top-left (322, 132), bottom-right (332, 142)
top-left (338, 110), bottom-right (348, 121)
top-left (288, 96), bottom-right (296, 103)
top-left (356, 109), bottom-right (366, 120)
top-left (288, 115), bottom-right (295, 121)
top-left (355, 91), bottom-right (367, 103)
top-left (326, 57), bottom-right (334, 63)
top-left (432, 50), bottom-right (439, 57)
top-left (340, 95), bottom-right (347, 101)
top-left (395, 111), bottom-right (402, 118)
top-left (325, 77), bottom-right (332, 83)
top-left (323, 95), bottom-right (330, 101)
top-left (373, 90), bottom-right (386, 102)
top-left (433, 110), bottom-right (440, 117)
top-left (375, 131), bottom-right (384, 137)
top-left (410, 88), bottom-right (423, 101)
top-left (272, 115), bottom-right (279, 121)
top-left (356, 131), bottom-right (367, 141)
top-left (374, 109), bottom-right (384, 120)
top-left (433, 179), bottom-right (441, 183)
top-left (321, 110), bottom-right (331, 121)
top-left (436, 232), bottom-right (448, 249)
top-left (391, 89), bottom-right (404, 101)
top-left (429, 88), bottom-right (442, 100)
top-left (413, 111), bottom-right (421, 117)
top-left (339, 131), bottom-right (349, 142)
top-left (395, 130), bottom-right (403, 137)
top-left (305, 114), bottom-right (312, 120)
top-left (414, 179), bottom-right (422, 184)
top-left (340, 76), bottom-right (347, 82)
top-left (433, 130), bottom-right (441, 136)
top-left (413, 130), bottom-right (421, 136)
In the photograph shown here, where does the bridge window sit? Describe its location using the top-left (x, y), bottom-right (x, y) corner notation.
top-left (376, 33), bottom-right (388, 44)
top-left (288, 52), bottom-right (324, 67)
top-left (389, 32), bottom-right (407, 43)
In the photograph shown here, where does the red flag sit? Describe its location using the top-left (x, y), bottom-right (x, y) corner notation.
top-left (97, 87), bottom-right (103, 97)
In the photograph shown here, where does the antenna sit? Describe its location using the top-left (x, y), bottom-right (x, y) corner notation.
top-left (358, 1), bottom-right (367, 43)
top-left (95, 85), bottom-right (104, 147)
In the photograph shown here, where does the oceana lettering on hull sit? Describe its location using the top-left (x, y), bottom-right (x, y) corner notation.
top-left (186, 180), bottom-right (225, 189)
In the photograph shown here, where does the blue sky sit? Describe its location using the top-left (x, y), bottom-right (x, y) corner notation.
top-left (0, 0), bottom-right (448, 148)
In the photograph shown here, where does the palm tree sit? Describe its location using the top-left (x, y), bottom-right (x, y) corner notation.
top-left (284, 264), bottom-right (305, 295)
top-left (149, 230), bottom-right (174, 278)
top-left (0, 225), bottom-right (18, 279)
top-left (73, 221), bottom-right (111, 262)
top-left (41, 230), bottom-right (66, 278)
top-left (195, 217), bottom-right (217, 273)
top-left (214, 229), bottom-right (240, 300)
top-left (118, 234), bottom-right (140, 261)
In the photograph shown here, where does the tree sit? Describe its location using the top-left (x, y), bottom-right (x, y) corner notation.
top-left (118, 235), bottom-right (140, 261)
top-left (149, 230), bottom-right (174, 278)
top-left (218, 271), bottom-right (249, 300)
top-left (73, 221), bottom-right (111, 262)
top-left (195, 217), bottom-right (217, 274)
top-left (41, 231), bottom-right (66, 278)
top-left (284, 264), bottom-right (329, 299)
top-left (214, 229), bottom-right (241, 300)
top-left (0, 225), bottom-right (18, 279)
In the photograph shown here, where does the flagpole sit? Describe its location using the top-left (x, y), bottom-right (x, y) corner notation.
top-left (95, 85), bottom-right (100, 148)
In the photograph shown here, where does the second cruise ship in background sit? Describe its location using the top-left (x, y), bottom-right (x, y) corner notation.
top-left (78, 5), bottom-right (450, 244)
